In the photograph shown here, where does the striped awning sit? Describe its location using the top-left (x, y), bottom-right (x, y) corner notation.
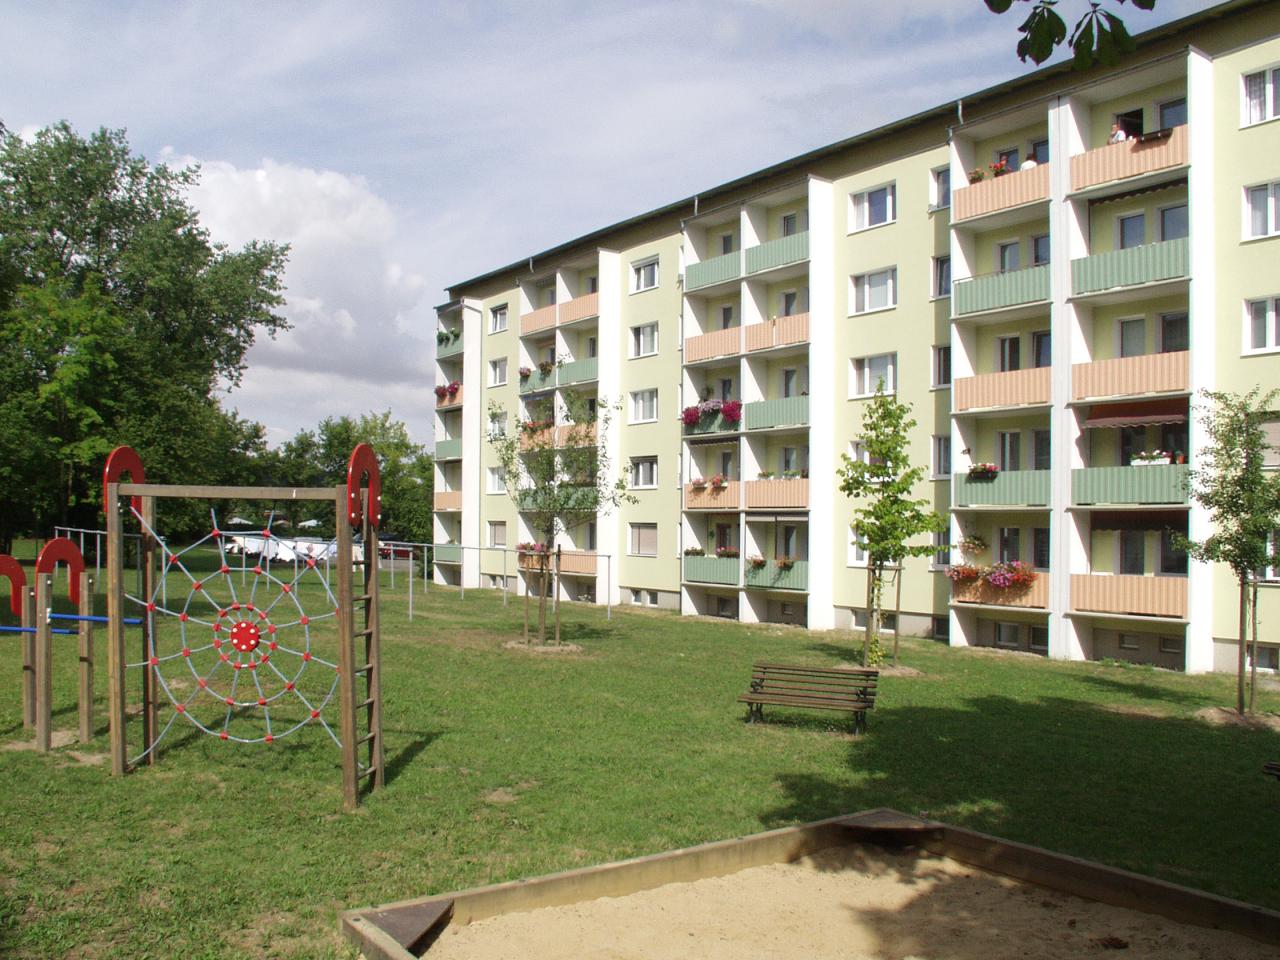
top-left (1085, 398), bottom-right (1187, 429)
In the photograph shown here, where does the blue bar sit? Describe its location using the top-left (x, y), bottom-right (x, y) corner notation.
top-left (47, 613), bottom-right (143, 625)
top-left (0, 625), bottom-right (76, 635)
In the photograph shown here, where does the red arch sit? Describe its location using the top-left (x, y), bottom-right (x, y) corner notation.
top-left (35, 538), bottom-right (85, 606)
top-left (0, 555), bottom-right (26, 617)
top-left (104, 446), bottom-right (146, 518)
top-left (346, 443), bottom-right (382, 530)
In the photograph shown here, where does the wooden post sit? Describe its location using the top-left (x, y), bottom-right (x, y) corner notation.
top-left (554, 546), bottom-right (562, 646)
top-left (363, 492), bottom-right (385, 791)
top-left (335, 486), bottom-right (359, 812)
top-left (34, 572), bottom-right (52, 752)
top-left (140, 496), bottom-right (157, 764)
top-left (106, 481), bottom-right (129, 776)
top-left (20, 586), bottom-right (35, 730)
top-left (78, 572), bottom-right (94, 744)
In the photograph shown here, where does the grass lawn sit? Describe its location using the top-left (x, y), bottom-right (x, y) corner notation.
top-left (2, 554), bottom-right (1279, 958)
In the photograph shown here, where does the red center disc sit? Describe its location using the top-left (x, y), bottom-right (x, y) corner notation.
top-left (229, 620), bottom-right (261, 653)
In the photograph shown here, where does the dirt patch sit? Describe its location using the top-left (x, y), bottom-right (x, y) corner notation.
top-left (484, 788), bottom-right (518, 805)
top-left (501, 640), bottom-right (584, 655)
top-left (1100, 703), bottom-right (1170, 719)
top-left (2, 729), bottom-right (77, 750)
top-left (874, 664), bottom-right (924, 678)
top-left (1195, 707), bottom-right (1280, 732)
top-left (65, 750), bottom-right (108, 766)
top-left (958, 646), bottom-right (1046, 660)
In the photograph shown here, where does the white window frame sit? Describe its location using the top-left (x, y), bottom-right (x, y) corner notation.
top-left (849, 532), bottom-right (869, 567)
top-left (932, 255), bottom-right (951, 299)
top-left (849, 352), bottom-right (897, 398)
top-left (488, 412), bottom-right (508, 438)
top-left (630, 456), bottom-right (658, 489)
top-left (629, 523), bottom-right (658, 557)
top-left (931, 166), bottom-right (951, 211)
top-left (486, 466), bottom-right (506, 494)
top-left (932, 345), bottom-right (951, 388)
top-left (630, 389), bottom-right (658, 424)
top-left (631, 256), bottom-right (659, 293)
top-left (488, 521), bottom-right (507, 548)
top-left (1158, 635), bottom-right (1185, 655)
top-left (1158, 311), bottom-right (1189, 354)
top-left (1116, 211), bottom-right (1147, 250)
top-left (631, 322), bottom-right (658, 358)
top-left (996, 239), bottom-right (1021, 273)
top-left (489, 304), bottom-right (508, 334)
top-left (849, 268), bottom-right (897, 316)
top-left (1242, 66), bottom-right (1280, 127)
top-left (1245, 181), bottom-right (1280, 240)
top-left (932, 435), bottom-right (951, 479)
top-left (1158, 202), bottom-right (1188, 242)
top-left (1246, 298), bottom-right (1280, 354)
top-left (849, 183), bottom-right (897, 232)
top-left (1118, 316), bottom-right (1147, 359)
top-left (1118, 633), bottom-right (1140, 651)
top-left (995, 622), bottom-right (1021, 649)
top-left (931, 528), bottom-right (951, 569)
top-left (488, 357), bottom-right (507, 387)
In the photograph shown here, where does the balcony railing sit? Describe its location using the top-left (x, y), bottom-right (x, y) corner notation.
top-left (683, 556), bottom-right (739, 585)
top-left (683, 413), bottom-right (737, 436)
top-left (953, 164), bottom-right (1050, 222)
top-left (953, 367), bottom-right (1050, 412)
top-left (437, 337), bottom-right (464, 360)
top-left (1071, 351), bottom-right (1189, 401)
top-left (745, 478), bottom-right (808, 509)
top-left (1071, 464), bottom-right (1189, 505)
top-left (746, 232), bottom-right (809, 274)
top-left (1070, 124), bottom-right (1188, 192)
top-left (435, 438), bottom-right (462, 460)
top-left (953, 265), bottom-right (1050, 316)
top-left (520, 304), bottom-right (557, 335)
top-left (686, 251), bottom-right (742, 291)
top-left (518, 487), bottom-right (596, 512)
top-left (558, 292), bottom-right (599, 324)
top-left (558, 357), bottom-right (598, 385)
top-left (745, 560), bottom-right (808, 591)
top-left (434, 491), bottom-right (462, 511)
top-left (685, 327), bottom-right (741, 363)
top-left (1071, 574), bottom-right (1187, 618)
top-left (518, 427), bottom-right (554, 452)
top-left (436, 384), bottom-right (464, 410)
top-left (518, 549), bottom-right (598, 575)
top-left (745, 396), bottom-right (808, 430)
top-left (684, 481), bottom-right (740, 510)
top-left (555, 423), bottom-right (597, 448)
top-left (519, 368), bottom-right (556, 394)
top-left (1071, 238), bottom-right (1189, 296)
top-left (952, 574), bottom-right (1048, 609)
top-left (746, 313), bottom-right (809, 352)
top-left (954, 469), bottom-right (1050, 507)
top-left (433, 544), bottom-right (462, 563)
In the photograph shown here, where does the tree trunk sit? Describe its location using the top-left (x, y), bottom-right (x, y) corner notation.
top-left (1250, 576), bottom-right (1259, 714)
top-left (892, 563), bottom-right (903, 667)
top-left (554, 546), bottom-right (562, 646)
top-left (1236, 576), bottom-right (1247, 716)
top-left (537, 554), bottom-right (548, 644)
top-left (862, 563), bottom-right (874, 666)
top-left (522, 553), bottom-right (531, 644)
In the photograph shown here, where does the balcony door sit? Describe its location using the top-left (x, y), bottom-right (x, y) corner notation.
top-left (998, 431), bottom-right (1021, 471)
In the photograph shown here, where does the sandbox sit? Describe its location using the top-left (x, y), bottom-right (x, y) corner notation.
top-left (342, 810), bottom-right (1280, 959)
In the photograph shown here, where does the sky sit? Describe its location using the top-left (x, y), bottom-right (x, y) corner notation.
top-left (1, 0), bottom-right (1212, 448)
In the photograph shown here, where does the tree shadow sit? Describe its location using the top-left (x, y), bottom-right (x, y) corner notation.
top-left (1074, 672), bottom-right (1214, 708)
top-left (384, 729), bottom-right (441, 787)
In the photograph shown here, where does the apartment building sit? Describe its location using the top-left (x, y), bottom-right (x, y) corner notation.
top-left (434, 0), bottom-right (1280, 673)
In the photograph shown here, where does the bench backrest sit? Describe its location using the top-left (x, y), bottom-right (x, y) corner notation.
top-left (749, 662), bottom-right (878, 701)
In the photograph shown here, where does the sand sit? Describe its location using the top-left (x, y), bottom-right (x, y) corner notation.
top-left (425, 846), bottom-right (1273, 959)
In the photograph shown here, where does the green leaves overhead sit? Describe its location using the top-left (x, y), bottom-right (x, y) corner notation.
top-left (984, 0), bottom-right (1157, 68)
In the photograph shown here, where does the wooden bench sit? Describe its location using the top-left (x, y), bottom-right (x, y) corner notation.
top-left (738, 662), bottom-right (878, 734)
top-left (1265, 761), bottom-right (1280, 782)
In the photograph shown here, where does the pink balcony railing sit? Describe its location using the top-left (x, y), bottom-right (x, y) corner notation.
top-left (433, 491), bottom-right (462, 511)
top-left (685, 327), bottom-right (741, 363)
top-left (555, 423), bottom-right (597, 448)
top-left (520, 304), bottom-right (557, 335)
top-left (1070, 124), bottom-right (1188, 193)
top-left (1071, 574), bottom-right (1187, 618)
top-left (952, 574), bottom-right (1048, 609)
top-left (744, 478), bottom-right (808, 509)
top-left (684, 481), bottom-right (740, 510)
top-left (746, 313), bottom-right (810, 353)
top-left (436, 384), bottom-right (464, 410)
top-left (1071, 351), bottom-right (1189, 402)
top-left (953, 164), bottom-right (1050, 222)
top-left (953, 368), bottom-right (1050, 412)
top-left (558, 293), bottom-right (599, 325)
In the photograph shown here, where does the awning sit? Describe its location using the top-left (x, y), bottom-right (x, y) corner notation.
top-left (1085, 398), bottom-right (1187, 429)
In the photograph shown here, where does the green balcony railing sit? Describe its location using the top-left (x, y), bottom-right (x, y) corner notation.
top-left (435, 438), bottom-right (462, 460)
top-left (1071, 237), bottom-right (1189, 296)
top-left (955, 469), bottom-right (1050, 507)
top-left (683, 556), bottom-right (740, 585)
top-left (1071, 464), bottom-right (1189, 505)
top-left (437, 337), bottom-right (464, 360)
top-left (953, 264), bottom-right (1050, 316)
top-left (518, 368), bottom-right (557, 394)
top-left (518, 487), bottom-right (597, 512)
top-left (684, 413), bottom-right (738, 436)
top-left (558, 357), bottom-right (598, 385)
top-left (433, 544), bottom-right (462, 564)
top-left (745, 396), bottom-right (808, 430)
top-left (745, 231), bottom-right (809, 274)
top-left (745, 560), bottom-right (808, 591)
top-left (685, 251), bottom-right (742, 291)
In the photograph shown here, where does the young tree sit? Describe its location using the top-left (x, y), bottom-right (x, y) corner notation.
top-left (1179, 388), bottom-right (1280, 715)
top-left (487, 391), bottom-right (631, 645)
top-left (837, 388), bottom-right (948, 666)
top-left (984, 0), bottom-right (1156, 68)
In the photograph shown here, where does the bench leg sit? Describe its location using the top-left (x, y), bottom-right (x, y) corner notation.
top-left (745, 703), bottom-right (763, 724)
top-left (852, 711), bottom-right (866, 736)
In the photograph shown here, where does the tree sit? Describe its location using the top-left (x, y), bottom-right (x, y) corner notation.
top-left (985, 0), bottom-right (1157, 68)
top-left (0, 122), bottom-right (289, 544)
top-left (837, 388), bottom-right (948, 667)
top-left (1179, 389), bottom-right (1280, 715)
top-left (487, 391), bottom-right (631, 645)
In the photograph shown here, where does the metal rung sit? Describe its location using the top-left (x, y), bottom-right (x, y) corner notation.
top-left (354, 662), bottom-right (374, 675)
top-left (354, 593), bottom-right (373, 602)
top-left (356, 627), bottom-right (373, 638)
top-left (357, 764), bottom-right (379, 780)
top-left (356, 697), bottom-right (375, 710)
top-left (356, 731), bottom-right (376, 746)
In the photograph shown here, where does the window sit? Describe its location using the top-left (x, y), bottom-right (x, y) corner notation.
top-left (995, 623), bottom-right (1020, 649)
top-left (586, 336), bottom-right (598, 359)
top-left (1159, 636), bottom-right (1184, 655)
top-left (997, 241), bottom-right (1021, 273)
top-left (585, 521), bottom-right (597, 551)
top-left (1119, 426), bottom-right (1145, 465)
top-left (998, 527), bottom-right (1020, 564)
top-left (851, 184), bottom-right (896, 230)
top-left (781, 212), bottom-right (799, 236)
top-left (1118, 213), bottom-right (1146, 249)
top-left (851, 353), bottom-right (896, 396)
top-left (1119, 318), bottom-right (1146, 358)
top-left (585, 275), bottom-right (598, 294)
top-left (719, 450), bottom-right (735, 476)
top-left (720, 232), bottom-right (735, 255)
top-left (1262, 530), bottom-right (1280, 580)
top-left (1030, 138), bottom-right (1050, 165)
top-left (850, 533), bottom-right (868, 565)
top-left (932, 435), bottom-right (951, 477)
top-left (781, 525), bottom-right (799, 558)
top-left (1160, 204), bottom-right (1188, 241)
top-left (486, 466), bottom-right (506, 494)
top-left (1120, 529), bottom-right (1145, 575)
top-left (629, 523), bottom-right (658, 557)
top-left (1033, 429), bottom-right (1051, 470)
top-left (631, 323), bottom-right (657, 357)
top-left (1115, 108), bottom-right (1143, 139)
top-left (932, 346), bottom-right (952, 387)
top-left (1029, 625), bottom-right (1049, 652)
top-left (1032, 234), bottom-right (1050, 266)
top-left (932, 528), bottom-right (951, 568)
top-left (998, 336), bottom-right (1020, 372)
top-left (1033, 527), bottom-right (1050, 570)
top-left (537, 284), bottom-right (556, 307)
top-left (1160, 312), bottom-right (1189, 353)
top-left (1159, 98), bottom-right (1187, 130)
top-left (1264, 422), bottom-right (1280, 468)
top-left (632, 257), bottom-right (658, 292)
top-left (1160, 529), bottom-right (1188, 575)
top-left (630, 389), bottom-right (658, 423)
top-left (1161, 422), bottom-right (1188, 462)
top-left (933, 167), bottom-right (951, 209)
top-left (630, 456), bottom-right (657, 488)
top-left (715, 596), bottom-right (735, 619)
top-left (1246, 181), bottom-right (1280, 238)
top-left (933, 616), bottom-right (950, 639)
top-left (488, 521), bottom-right (507, 548)
top-left (1244, 68), bottom-right (1280, 125)
top-left (1032, 331), bottom-right (1052, 368)
top-left (490, 304), bottom-right (508, 334)
top-left (998, 432), bottom-right (1021, 471)
top-left (781, 290), bottom-right (798, 316)
top-left (720, 305), bottom-right (735, 329)
top-left (997, 147), bottom-right (1020, 172)
top-left (933, 256), bottom-right (951, 298)
top-left (782, 368), bottom-right (799, 398)
top-left (1118, 633), bottom-right (1140, 651)
top-left (1247, 298), bottom-right (1280, 352)
top-left (489, 358), bottom-right (507, 386)
top-left (851, 268), bottom-right (896, 313)
top-left (488, 412), bottom-right (508, 438)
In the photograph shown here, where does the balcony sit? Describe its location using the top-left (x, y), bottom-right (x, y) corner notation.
top-left (1071, 574), bottom-right (1187, 619)
top-left (686, 251), bottom-right (741, 291)
top-left (436, 384), bottom-right (464, 410)
top-left (1072, 351), bottom-right (1189, 402)
top-left (953, 164), bottom-right (1050, 222)
top-left (558, 357), bottom-right (598, 386)
top-left (433, 544), bottom-right (462, 564)
top-left (518, 426), bottom-right (554, 452)
top-left (558, 292), bottom-right (599, 325)
top-left (434, 491), bottom-right (462, 511)
top-left (954, 469), bottom-right (1050, 507)
top-left (683, 556), bottom-right (739, 586)
top-left (684, 412), bottom-right (738, 436)
top-left (684, 481), bottom-right (740, 510)
top-left (437, 337), bottom-right (464, 360)
top-left (954, 368), bottom-right (1050, 412)
top-left (518, 368), bottom-right (556, 394)
top-left (952, 574), bottom-right (1048, 609)
top-left (1071, 464), bottom-right (1189, 506)
top-left (953, 265), bottom-right (1050, 317)
top-left (1071, 238), bottom-right (1189, 297)
top-left (435, 438), bottom-right (462, 461)
top-left (745, 396), bottom-right (808, 431)
top-left (1071, 124), bottom-right (1188, 193)
top-left (555, 422), bottom-right (597, 448)
top-left (745, 559), bottom-right (808, 591)
top-left (746, 232), bottom-right (809, 275)
top-left (518, 487), bottom-right (596, 512)
top-left (745, 479), bottom-right (808, 509)
top-left (746, 314), bottom-right (809, 352)
top-left (685, 327), bottom-right (741, 363)
top-left (518, 549), bottom-right (598, 575)
top-left (520, 304), bottom-right (557, 335)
